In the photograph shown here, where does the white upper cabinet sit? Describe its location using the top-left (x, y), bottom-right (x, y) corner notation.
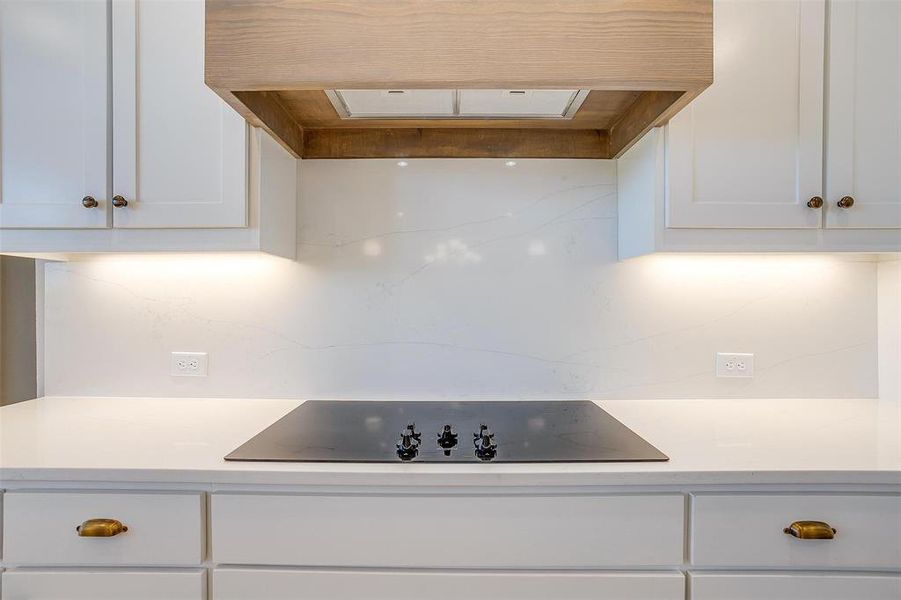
top-left (0, 0), bottom-right (109, 229)
top-left (111, 0), bottom-right (247, 228)
top-left (0, 0), bottom-right (249, 232)
top-left (825, 0), bottom-right (901, 229)
top-left (666, 0), bottom-right (825, 229)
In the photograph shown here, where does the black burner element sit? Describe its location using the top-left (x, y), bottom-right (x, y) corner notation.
top-left (225, 401), bottom-right (669, 464)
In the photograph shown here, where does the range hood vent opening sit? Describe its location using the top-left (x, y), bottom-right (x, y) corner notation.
top-left (325, 89), bottom-right (591, 120)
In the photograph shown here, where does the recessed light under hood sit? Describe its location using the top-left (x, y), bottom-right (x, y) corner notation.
top-left (205, 0), bottom-right (713, 159)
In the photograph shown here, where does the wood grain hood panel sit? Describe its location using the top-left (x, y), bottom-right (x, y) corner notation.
top-left (205, 0), bottom-right (713, 159)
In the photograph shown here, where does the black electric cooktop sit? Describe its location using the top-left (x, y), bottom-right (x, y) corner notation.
top-left (225, 401), bottom-right (668, 463)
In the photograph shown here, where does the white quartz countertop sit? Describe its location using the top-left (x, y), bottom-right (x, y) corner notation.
top-left (1, 396), bottom-right (899, 487)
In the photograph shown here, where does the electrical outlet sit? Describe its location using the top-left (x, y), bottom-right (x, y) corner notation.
top-left (170, 352), bottom-right (208, 377)
top-left (716, 352), bottom-right (754, 378)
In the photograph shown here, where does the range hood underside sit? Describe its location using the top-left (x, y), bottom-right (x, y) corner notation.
top-left (206, 1), bottom-right (713, 159)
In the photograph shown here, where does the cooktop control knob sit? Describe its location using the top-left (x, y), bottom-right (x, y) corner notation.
top-left (473, 424), bottom-right (497, 461)
top-left (396, 423), bottom-right (422, 461)
top-left (437, 424), bottom-right (458, 455)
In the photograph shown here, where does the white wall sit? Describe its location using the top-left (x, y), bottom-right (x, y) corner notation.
top-left (44, 159), bottom-right (879, 399)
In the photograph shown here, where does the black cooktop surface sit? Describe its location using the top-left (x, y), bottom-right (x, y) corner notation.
top-left (225, 401), bottom-right (668, 463)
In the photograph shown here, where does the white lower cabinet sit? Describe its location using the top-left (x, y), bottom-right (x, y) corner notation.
top-left (212, 569), bottom-right (685, 600)
top-left (211, 493), bottom-right (685, 568)
top-left (5, 487), bottom-right (901, 600)
top-left (691, 493), bottom-right (901, 570)
top-left (1, 569), bottom-right (205, 600)
top-left (2, 492), bottom-right (203, 566)
top-left (690, 573), bottom-right (901, 600)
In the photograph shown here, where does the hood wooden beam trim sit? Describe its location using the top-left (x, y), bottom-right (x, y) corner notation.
top-left (303, 128), bottom-right (609, 160)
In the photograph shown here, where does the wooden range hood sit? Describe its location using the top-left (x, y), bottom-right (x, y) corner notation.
top-left (205, 1), bottom-right (712, 159)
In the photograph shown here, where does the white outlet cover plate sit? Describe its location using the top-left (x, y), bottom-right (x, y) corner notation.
top-left (170, 351), bottom-right (208, 377)
top-left (716, 352), bottom-right (754, 378)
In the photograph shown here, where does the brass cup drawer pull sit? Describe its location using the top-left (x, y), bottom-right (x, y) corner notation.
top-left (783, 520), bottom-right (836, 540)
top-left (76, 518), bottom-right (129, 537)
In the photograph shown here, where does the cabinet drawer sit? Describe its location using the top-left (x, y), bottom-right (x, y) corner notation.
top-left (213, 568), bottom-right (685, 600)
top-left (212, 493), bottom-right (685, 568)
top-left (1, 570), bottom-right (205, 599)
top-left (690, 573), bottom-right (901, 600)
top-left (2, 492), bottom-right (203, 566)
top-left (692, 494), bottom-right (901, 569)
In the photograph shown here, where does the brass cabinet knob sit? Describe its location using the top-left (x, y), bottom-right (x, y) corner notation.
top-left (112, 195), bottom-right (128, 208)
top-left (837, 196), bottom-right (855, 209)
top-left (807, 196), bottom-right (823, 209)
top-left (76, 518), bottom-right (128, 537)
top-left (783, 520), bottom-right (836, 540)
top-left (82, 196), bottom-right (99, 208)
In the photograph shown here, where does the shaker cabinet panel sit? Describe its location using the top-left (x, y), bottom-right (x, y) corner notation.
top-left (825, 0), bottom-right (901, 229)
top-left (665, 0), bottom-right (825, 229)
top-left (111, 0), bottom-right (247, 229)
top-left (2, 492), bottom-right (203, 566)
top-left (213, 569), bottom-right (685, 600)
top-left (212, 493), bottom-right (685, 569)
top-left (0, 0), bottom-right (109, 229)
top-left (691, 493), bottom-right (901, 570)
top-left (690, 573), bottom-right (901, 600)
top-left (1, 570), bottom-right (205, 600)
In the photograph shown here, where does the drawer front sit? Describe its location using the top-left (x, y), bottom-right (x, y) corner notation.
top-left (1, 570), bottom-right (205, 600)
top-left (212, 493), bottom-right (685, 568)
top-left (690, 573), bottom-right (901, 600)
top-left (213, 568), bottom-right (685, 600)
top-left (692, 494), bottom-right (901, 569)
top-left (2, 492), bottom-right (203, 566)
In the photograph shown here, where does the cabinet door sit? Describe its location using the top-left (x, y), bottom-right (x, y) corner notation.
top-left (1, 570), bottom-right (205, 600)
top-left (825, 0), bottom-right (901, 229)
top-left (214, 569), bottom-right (685, 600)
top-left (0, 0), bottom-right (109, 229)
top-left (666, 0), bottom-right (825, 229)
top-left (691, 573), bottom-right (901, 600)
top-left (111, 0), bottom-right (247, 229)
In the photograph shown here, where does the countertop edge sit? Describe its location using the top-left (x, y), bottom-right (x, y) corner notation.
top-left (3, 467), bottom-right (900, 489)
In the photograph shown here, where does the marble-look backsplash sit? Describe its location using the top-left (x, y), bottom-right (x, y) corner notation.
top-left (44, 159), bottom-right (878, 399)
